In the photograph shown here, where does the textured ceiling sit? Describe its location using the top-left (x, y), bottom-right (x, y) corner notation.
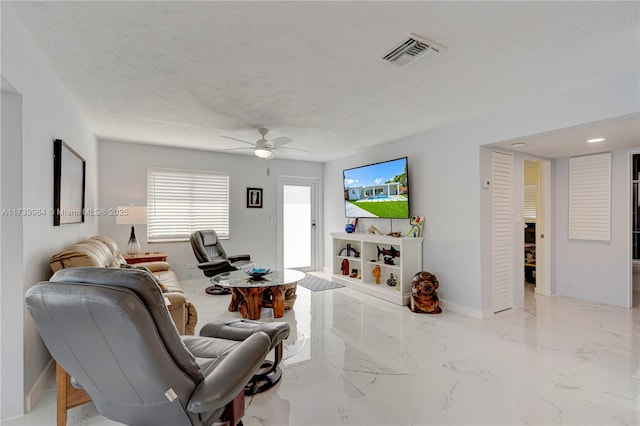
top-left (8, 1), bottom-right (640, 162)
top-left (491, 113), bottom-right (640, 158)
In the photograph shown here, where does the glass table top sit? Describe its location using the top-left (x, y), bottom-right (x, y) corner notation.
top-left (211, 268), bottom-right (306, 288)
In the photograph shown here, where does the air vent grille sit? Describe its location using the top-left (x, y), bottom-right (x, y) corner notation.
top-left (382, 35), bottom-right (442, 69)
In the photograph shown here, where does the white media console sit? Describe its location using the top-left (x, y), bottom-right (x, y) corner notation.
top-left (331, 232), bottom-right (423, 305)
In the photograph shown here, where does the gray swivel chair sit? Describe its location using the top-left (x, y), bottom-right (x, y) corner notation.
top-left (190, 229), bottom-right (254, 295)
top-left (25, 267), bottom-right (271, 426)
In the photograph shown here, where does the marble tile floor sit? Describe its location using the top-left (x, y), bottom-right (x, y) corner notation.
top-left (4, 273), bottom-right (639, 425)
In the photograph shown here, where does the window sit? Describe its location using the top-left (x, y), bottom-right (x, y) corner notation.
top-left (568, 152), bottom-right (611, 241)
top-left (147, 167), bottom-right (229, 242)
top-left (523, 184), bottom-right (537, 221)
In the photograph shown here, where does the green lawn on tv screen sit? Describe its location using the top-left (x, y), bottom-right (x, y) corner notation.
top-left (349, 198), bottom-right (409, 218)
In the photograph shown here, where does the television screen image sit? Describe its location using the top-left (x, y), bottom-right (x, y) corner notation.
top-left (343, 157), bottom-right (409, 218)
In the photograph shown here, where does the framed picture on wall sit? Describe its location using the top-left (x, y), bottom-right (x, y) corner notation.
top-left (53, 139), bottom-right (86, 226)
top-left (247, 187), bottom-right (263, 208)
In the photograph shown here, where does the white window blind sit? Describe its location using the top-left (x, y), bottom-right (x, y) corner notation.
top-left (147, 167), bottom-right (229, 242)
top-left (524, 185), bottom-right (537, 221)
top-left (569, 152), bottom-right (611, 241)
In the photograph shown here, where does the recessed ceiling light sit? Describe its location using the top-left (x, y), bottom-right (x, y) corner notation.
top-left (587, 138), bottom-right (605, 143)
top-left (511, 142), bottom-right (525, 148)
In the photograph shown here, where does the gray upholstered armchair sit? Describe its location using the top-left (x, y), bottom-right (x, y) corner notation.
top-left (190, 229), bottom-right (254, 295)
top-left (25, 267), bottom-right (271, 426)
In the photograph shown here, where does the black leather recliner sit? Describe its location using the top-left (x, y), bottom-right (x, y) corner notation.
top-left (190, 229), bottom-right (254, 295)
top-left (25, 267), bottom-right (272, 426)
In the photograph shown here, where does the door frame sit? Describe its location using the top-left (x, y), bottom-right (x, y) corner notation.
top-left (628, 151), bottom-right (639, 307)
top-left (277, 176), bottom-right (321, 271)
top-left (523, 156), bottom-right (551, 297)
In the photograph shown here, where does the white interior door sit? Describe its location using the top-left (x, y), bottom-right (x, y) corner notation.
top-left (278, 177), bottom-right (318, 271)
top-left (524, 158), bottom-right (551, 297)
top-left (492, 151), bottom-right (514, 313)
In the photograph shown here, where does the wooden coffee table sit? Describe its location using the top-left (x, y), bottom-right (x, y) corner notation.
top-left (212, 269), bottom-right (305, 320)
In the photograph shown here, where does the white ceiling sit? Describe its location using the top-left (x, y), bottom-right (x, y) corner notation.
top-left (9, 1), bottom-right (640, 162)
top-left (491, 113), bottom-right (640, 158)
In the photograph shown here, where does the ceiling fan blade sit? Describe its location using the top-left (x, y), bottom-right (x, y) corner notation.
top-left (271, 136), bottom-right (292, 147)
top-left (219, 135), bottom-right (255, 146)
top-left (217, 147), bottom-right (255, 152)
top-left (274, 145), bottom-right (311, 154)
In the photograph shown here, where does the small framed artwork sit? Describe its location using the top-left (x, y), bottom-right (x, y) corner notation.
top-left (247, 187), bottom-right (263, 208)
top-left (53, 139), bottom-right (86, 226)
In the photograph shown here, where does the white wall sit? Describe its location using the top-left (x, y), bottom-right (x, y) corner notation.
top-left (1, 5), bottom-right (98, 419)
top-left (1, 83), bottom-right (25, 420)
top-left (97, 140), bottom-right (323, 281)
top-left (555, 148), bottom-right (636, 307)
top-left (324, 69), bottom-right (639, 316)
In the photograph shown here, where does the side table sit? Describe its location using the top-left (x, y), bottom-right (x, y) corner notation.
top-left (123, 251), bottom-right (167, 264)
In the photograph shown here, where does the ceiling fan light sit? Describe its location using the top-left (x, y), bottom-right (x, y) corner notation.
top-left (254, 148), bottom-right (272, 159)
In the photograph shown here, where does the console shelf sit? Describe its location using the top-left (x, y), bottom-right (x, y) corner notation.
top-left (331, 232), bottom-right (423, 305)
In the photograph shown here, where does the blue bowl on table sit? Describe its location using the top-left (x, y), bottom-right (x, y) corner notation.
top-left (245, 268), bottom-right (272, 280)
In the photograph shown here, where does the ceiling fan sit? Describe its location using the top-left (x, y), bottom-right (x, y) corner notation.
top-left (220, 128), bottom-right (311, 159)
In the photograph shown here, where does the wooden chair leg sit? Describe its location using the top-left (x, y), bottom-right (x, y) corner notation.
top-left (56, 364), bottom-right (67, 426)
top-left (56, 363), bottom-right (92, 426)
top-left (221, 389), bottom-right (245, 426)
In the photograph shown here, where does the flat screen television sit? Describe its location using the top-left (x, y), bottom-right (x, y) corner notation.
top-left (343, 157), bottom-right (409, 218)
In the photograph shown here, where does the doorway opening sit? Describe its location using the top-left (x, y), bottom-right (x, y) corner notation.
top-left (277, 177), bottom-right (319, 272)
top-left (523, 160), bottom-right (538, 295)
top-left (523, 158), bottom-right (550, 297)
top-left (632, 153), bottom-right (640, 307)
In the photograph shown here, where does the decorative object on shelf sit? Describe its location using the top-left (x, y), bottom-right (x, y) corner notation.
top-left (350, 269), bottom-right (359, 278)
top-left (367, 225), bottom-right (383, 235)
top-left (53, 139), bottom-right (86, 226)
top-left (247, 187), bottom-right (263, 208)
top-left (386, 273), bottom-right (398, 287)
top-left (345, 217), bottom-right (358, 233)
top-left (377, 245), bottom-right (400, 265)
top-left (339, 245), bottom-right (360, 258)
top-left (116, 206), bottom-right (147, 254)
top-left (245, 268), bottom-right (272, 280)
top-left (387, 231), bottom-right (402, 237)
top-left (406, 216), bottom-right (425, 237)
top-left (408, 271), bottom-right (442, 314)
top-left (341, 259), bottom-right (350, 275)
top-left (372, 265), bottom-right (382, 284)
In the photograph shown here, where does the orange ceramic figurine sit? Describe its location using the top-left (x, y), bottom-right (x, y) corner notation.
top-left (372, 265), bottom-right (382, 284)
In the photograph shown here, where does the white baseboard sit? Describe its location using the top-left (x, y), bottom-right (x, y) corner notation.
top-left (25, 357), bottom-right (55, 412)
top-left (439, 299), bottom-right (493, 319)
top-left (322, 266), bottom-right (332, 275)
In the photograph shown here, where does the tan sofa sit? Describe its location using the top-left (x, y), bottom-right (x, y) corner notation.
top-left (49, 235), bottom-right (197, 335)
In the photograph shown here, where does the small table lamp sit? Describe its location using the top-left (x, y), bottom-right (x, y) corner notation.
top-left (116, 206), bottom-right (147, 254)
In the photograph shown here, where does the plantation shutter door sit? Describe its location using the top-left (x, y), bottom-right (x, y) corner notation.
top-left (569, 153), bottom-right (611, 241)
top-left (147, 168), bottom-right (229, 242)
top-left (492, 151), bottom-right (513, 313)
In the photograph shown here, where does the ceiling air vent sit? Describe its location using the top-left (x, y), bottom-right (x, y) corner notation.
top-left (382, 34), bottom-right (442, 69)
